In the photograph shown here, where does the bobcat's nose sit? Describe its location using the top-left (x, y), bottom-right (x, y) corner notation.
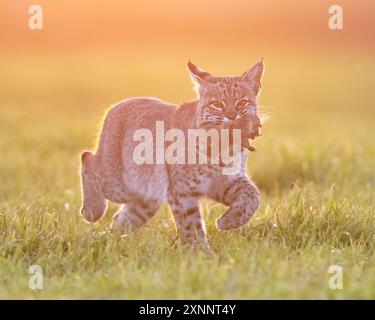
top-left (225, 112), bottom-right (237, 121)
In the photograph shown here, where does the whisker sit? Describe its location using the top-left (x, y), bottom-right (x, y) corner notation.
top-left (257, 105), bottom-right (276, 112)
top-left (260, 115), bottom-right (271, 125)
top-left (239, 108), bottom-right (257, 118)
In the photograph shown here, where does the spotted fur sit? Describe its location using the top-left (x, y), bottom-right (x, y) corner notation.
top-left (80, 60), bottom-right (265, 252)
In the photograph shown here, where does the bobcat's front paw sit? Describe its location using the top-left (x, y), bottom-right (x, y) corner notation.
top-left (216, 205), bottom-right (256, 230)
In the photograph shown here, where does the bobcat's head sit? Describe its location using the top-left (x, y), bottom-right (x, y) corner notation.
top-left (187, 60), bottom-right (264, 150)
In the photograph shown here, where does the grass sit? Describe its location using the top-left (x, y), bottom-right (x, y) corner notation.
top-left (0, 49), bottom-right (374, 299)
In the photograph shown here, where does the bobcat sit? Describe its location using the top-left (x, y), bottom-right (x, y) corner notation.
top-left (80, 60), bottom-right (264, 252)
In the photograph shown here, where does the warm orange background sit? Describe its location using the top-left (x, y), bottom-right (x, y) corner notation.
top-left (1, 0), bottom-right (374, 124)
top-left (1, 0), bottom-right (374, 51)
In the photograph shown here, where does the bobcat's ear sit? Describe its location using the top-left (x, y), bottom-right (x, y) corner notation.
top-left (241, 59), bottom-right (264, 95)
top-left (187, 61), bottom-right (212, 86)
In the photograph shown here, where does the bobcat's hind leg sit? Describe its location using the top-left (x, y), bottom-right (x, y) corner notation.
top-left (111, 199), bottom-right (161, 236)
top-left (80, 150), bottom-right (108, 222)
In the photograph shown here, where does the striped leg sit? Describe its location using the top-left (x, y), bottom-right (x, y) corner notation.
top-left (111, 199), bottom-right (160, 236)
top-left (168, 193), bottom-right (211, 252)
top-left (215, 175), bottom-right (260, 230)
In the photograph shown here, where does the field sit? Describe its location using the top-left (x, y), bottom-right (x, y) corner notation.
top-left (0, 48), bottom-right (374, 299)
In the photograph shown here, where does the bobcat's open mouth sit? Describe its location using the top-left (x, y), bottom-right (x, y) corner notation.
top-left (242, 123), bottom-right (261, 151)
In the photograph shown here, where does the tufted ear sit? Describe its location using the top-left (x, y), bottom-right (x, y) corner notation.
top-left (241, 59), bottom-right (264, 95)
top-left (187, 61), bottom-right (212, 86)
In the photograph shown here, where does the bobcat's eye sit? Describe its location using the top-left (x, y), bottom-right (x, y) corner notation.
top-left (236, 99), bottom-right (250, 111)
top-left (209, 100), bottom-right (225, 111)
